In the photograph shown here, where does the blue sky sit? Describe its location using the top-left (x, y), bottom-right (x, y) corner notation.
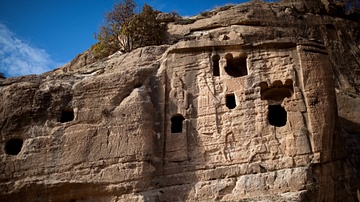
top-left (0, 0), bottom-right (274, 78)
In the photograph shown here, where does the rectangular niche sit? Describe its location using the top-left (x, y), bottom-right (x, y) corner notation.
top-left (226, 93), bottom-right (236, 109)
top-left (171, 114), bottom-right (185, 133)
top-left (224, 53), bottom-right (248, 77)
top-left (268, 105), bottom-right (287, 127)
top-left (59, 108), bottom-right (74, 123)
top-left (212, 54), bottom-right (220, 76)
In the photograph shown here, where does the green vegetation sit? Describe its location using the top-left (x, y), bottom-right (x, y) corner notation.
top-left (92, 0), bottom-right (167, 59)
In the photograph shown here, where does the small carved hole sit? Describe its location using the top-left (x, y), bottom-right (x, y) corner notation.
top-left (226, 94), bottom-right (236, 109)
top-left (268, 105), bottom-right (287, 127)
top-left (5, 138), bottom-right (23, 155)
top-left (171, 114), bottom-right (185, 133)
top-left (60, 109), bottom-right (74, 123)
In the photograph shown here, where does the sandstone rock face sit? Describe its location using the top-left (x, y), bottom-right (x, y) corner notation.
top-left (1, 0), bottom-right (359, 201)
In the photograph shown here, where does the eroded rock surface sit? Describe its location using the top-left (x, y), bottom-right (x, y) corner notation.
top-left (1, 0), bottom-right (359, 201)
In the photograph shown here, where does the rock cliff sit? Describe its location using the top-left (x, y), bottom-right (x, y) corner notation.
top-left (1, 0), bottom-right (359, 201)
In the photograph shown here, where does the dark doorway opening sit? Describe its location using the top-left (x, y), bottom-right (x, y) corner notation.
top-left (226, 94), bottom-right (236, 109)
top-left (268, 105), bottom-right (287, 127)
top-left (5, 138), bottom-right (23, 155)
top-left (171, 114), bottom-right (185, 133)
top-left (212, 55), bottom-right (220, 76)
top-left (224, 54), bottom-right (248, 77)
top-left (60, 109), bottom-right (74, 123)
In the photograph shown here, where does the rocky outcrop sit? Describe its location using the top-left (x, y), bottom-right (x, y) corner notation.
top-left (1, 0), bottom-right (359, 201)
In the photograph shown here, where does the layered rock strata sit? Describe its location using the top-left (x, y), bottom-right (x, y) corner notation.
top-left (1, 0), bottom-right (359, 201)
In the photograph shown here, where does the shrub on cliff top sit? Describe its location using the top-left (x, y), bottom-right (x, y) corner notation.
top-left (92, 0), bottom-right (167, 59)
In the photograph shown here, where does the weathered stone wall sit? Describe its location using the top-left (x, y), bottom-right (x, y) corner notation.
top-left (1, 0), bottom-right (359, 201)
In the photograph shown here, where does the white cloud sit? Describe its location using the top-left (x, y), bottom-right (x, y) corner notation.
top-left (0, 23), bottom-right (63, 78)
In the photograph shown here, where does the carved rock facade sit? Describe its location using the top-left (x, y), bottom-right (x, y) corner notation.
top-left (1, 0), bottom-right (359, 201)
